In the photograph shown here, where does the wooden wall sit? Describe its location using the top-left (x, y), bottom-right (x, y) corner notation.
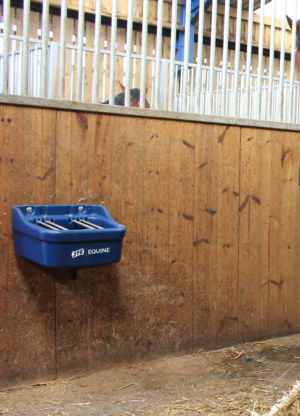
top-left (1, 103), bottom-right (300, 388)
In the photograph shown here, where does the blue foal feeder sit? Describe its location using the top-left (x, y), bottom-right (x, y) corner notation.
top-left (12, 204), bottom-right (126, 279)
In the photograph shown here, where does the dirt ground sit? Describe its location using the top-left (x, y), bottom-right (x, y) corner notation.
top-left (2, 335), bottom-right (300, 416)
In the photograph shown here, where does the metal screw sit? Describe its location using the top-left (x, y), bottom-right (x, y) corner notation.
top-left (78, 206), bottom-right (84, 213)
top-left (26, 207), bottom-right (33, 213)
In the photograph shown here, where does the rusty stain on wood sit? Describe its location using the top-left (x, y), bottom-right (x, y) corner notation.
top-left (239, 195), bottom-right (250, 212)
top-left (270, 280), bottom-right (285, 288)
top-left (182, 140), bottom-right (195, 149)
top-left (205, 209), bottom-right (217, 216)
top-left (182, 214), bottom-right (194, 221)
top-left (198, 162), bottom-right (207, 169)
top-left (193, 239), bottom-right (209, 246)
top-left (218, 126), bottom-right (230, 143)
top-left (281, 149), bottom-right (289, 164)
top-left (76, 112), bottom-right (88, 129)
top-left (38, 167), bottom-right (55, 181)
top-left (251, 196), bottom-right (261, 205)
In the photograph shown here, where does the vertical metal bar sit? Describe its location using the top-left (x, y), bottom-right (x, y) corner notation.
top-left (278, 0), bottom-right (287, 122)
top-left (208, 0), bottom-right (218, 115)
top-left (168, 0), bottom-right (178, 111)
top-left (174, 63), bottom-right (178, 110)
top-left (287, 0), bottom-right (297, 124)
top-left (179, 64), bottom-right (183, 111)
top-left (267, 0), bottom-right (276, 121)
top-left (140, 0), bottom-right (149, 108)
top-left (244, 0), bottom-right (254, 118)
top-left (182, 0), bottom-right (191, 112)
top-left (195, 0), bottom-right (204, 113)
top-left (125, 0), bottom-right (133, 107)
top-left (2, 0), bottom-right (10, 94)
top-left (81, 48), bottom-right (85, 100)
top-left (109, 0), bottom-right (118, 104)
top-left (22, 0), bottom-right (30, 95)
top-left (154, 0), bottom-right (164, 110)
top-left (59, 0), bottom-right (67, 100)
top-left (41, 0), bottom-right (49, 98)
top-left (221, 0), bottom-right (230, 117)
top-left (11, 39), bottom-right (15, 94)
top-left (256, 0), bottom-right (265, 119)
top-left (70, 48), bottom-right (75, 100)
top-left (191, 66), bottom-right (194, 112)
top-left (102, 51), bottom-right (107, 102)
top-left (76, 0), bottom-right (85, 101)
top-left (92, 0), bottom-right (102, 103)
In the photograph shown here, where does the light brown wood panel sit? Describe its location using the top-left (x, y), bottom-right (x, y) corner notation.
top-left (22, 108), bottom-right (56, 382)
top-left (55, 110), bottom-right (88, 377)
top-left (239, 127), bottom-right (273, 342)
top-left (2, 104), bottom-right (300, 388)
top-left (86, 113), bottom-right (120, 370)
top-left (168, 120), bottom-right (194, 353)
top-left (276, 130), bottom-right (300, 336)
top-left (215, 125), bottom-right (240, 347)
top-left (193, 123), bottom-right (218, 350)
top-left (139, 118), bottom-right (171, 356)
top-left (111, 116), bottom-right (144, 360)
top-left (0, 106), bottom-right (25, 387)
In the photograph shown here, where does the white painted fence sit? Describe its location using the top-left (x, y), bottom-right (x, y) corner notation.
top-left (0, 0), bottom-right (299, 124)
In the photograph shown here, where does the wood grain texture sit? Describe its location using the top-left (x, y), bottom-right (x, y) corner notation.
top-left (140, 118), bottom-right (171, 357)
top-left (22, 108), bottom-right (57, 382)
top-left (239, 127), bottom-right (272, 342)
top-left (1, 104), bottom-right (300, 387)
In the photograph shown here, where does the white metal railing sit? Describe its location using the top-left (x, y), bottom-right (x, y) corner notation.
top-left (0, 0), bottom-right (299, 124)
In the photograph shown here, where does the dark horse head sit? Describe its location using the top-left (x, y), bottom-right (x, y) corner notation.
top-left (102, 82), bottom-right (150, 108)
top-left (287, 16), bottom-right (300, 70)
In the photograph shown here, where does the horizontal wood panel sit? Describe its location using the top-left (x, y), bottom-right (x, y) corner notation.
top-left (1, 104), bottom-right (300, 387)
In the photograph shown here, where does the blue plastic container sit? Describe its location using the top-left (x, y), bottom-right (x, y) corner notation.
top-left (12, 205), bottom-right (126, 270)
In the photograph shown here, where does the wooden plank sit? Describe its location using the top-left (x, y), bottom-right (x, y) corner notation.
top-left (22, 108), bottom-right (56, 382)
top-left (86, 113), bottom-right (119, 369)
top-left (139, 118), bottom-right (171, 356)
top-left (193, 123), bottom-right (218, 350)
top-left (276, 130), bottom-right (299, 336)
top-left (215, 125), bottom-right (240, 347)
top-left (193, 124), bottom-right (239, 350)
top-left (267, 129), bottom-right (282, 338)
top-left (238, 127), bottom-right (272, 342)
top-left (55, 109), bottom-right (88, 377)
top-left (0, 105), bottom-right (25, 387)
top-left (109, 115), bottom-right (144, 360)
top-left (168, 120), bottom-right (194, 353)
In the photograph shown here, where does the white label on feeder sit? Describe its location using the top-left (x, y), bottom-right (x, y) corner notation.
top-left (12, 24), bottom-right (17, 32)
top-left (133, 45), bottom-right (137, 52)
top-left (49, 30), bottom-right (54, 39)
top-left (83, 36), bottom-right (87, 44)
top-left (72, 34), bottom-right (76, 42)
top-left (0, 23), bottom-right (4, 30)
top-left (88, 247), bottom-right (110, 255)
top-left (37, 28), bottom-right (42, 36)
top-left (104, 39), bottom-right (108, 47)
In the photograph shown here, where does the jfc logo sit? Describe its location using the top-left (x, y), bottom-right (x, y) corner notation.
top-left (72, 248), bottom-right (85, 258)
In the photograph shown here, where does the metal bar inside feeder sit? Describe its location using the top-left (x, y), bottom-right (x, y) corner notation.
top-left (80, 219), bottom-right (104, 229)
top-left (46, 221), bottom-right (68, 230)
top-left (37, 220), bottom-right (59, 230)
top-left (72, 219), bottom-right (94, 229)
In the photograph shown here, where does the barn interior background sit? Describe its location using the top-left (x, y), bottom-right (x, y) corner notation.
top-left (1, 0), bottom-right (300, 389)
